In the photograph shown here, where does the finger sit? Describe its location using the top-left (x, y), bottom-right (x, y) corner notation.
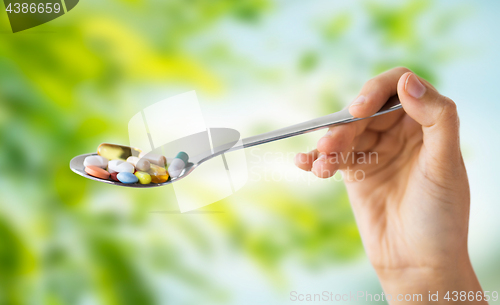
top-left (313, 123), bottom-right (359, 177)
top-left (353, 130), bottom-right (380, 152)
top-left (397, 72), bottom-right (460, 163)
top-left (312, 127), bottom-right (391, 177)
top-left (367, 107), bottom-right (405, 131)
top-left (314, 113), bottom-right (376, 177)
top-left (349, 67), bottom-right (411, 118)
top-left (317, 67), bottom-right (410, 157)
top-left (317, 123), bottom-right (358, 155)
top-left (294, 149), bottom-right (318, 171)
top-left (311, 153), bottom-right (339, 178)
top-left (319, 130), bottom-right (380, 173)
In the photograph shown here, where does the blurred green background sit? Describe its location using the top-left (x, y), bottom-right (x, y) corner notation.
top-left (1, 0), bottom-right (499, 304)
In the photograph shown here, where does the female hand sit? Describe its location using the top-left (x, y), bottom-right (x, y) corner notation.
top-left (295, 67), bottom-right (484, 304)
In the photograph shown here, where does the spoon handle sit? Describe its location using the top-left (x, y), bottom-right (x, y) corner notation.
top-left (230, 95), bottom-right (402, 151)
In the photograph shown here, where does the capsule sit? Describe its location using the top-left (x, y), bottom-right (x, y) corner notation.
top-left (126, 156), bottom-right (151, 172)
top-left (138, 152), bottom-right (166, 167)
top-left (148, 164), bottom-right (169, 183)
top-left (168, 152), bottom-right (188, 178)
top-left (97, 143), bottom-right (141, 161)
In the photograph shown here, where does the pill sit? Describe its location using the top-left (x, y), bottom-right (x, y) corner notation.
top-left (134, 171), bottom-right (152, 184)
top-left (126, 156), bottom-right (139, 165)
top-left (83, 155), bottom-right (108, 168)
top-left (136, 159), bottom-right (150, 171)
top-left (168, 152), bottom-right (189, 178)
top-left (98, 143), bottom-right (141, 161)
top-left (107, 160), bottom-right (121, 173)
top-left (108, 160), bottom-right (135, 174)
top-left (126, 156), bottom-right (151, 172)
top-left (110, 172), bottom-right (119, 181)
top-left (85, 166), bottom-right (110, 179)
top-left (148, 164), bottom-right (169, 183)
top-left (117, 172), bottom-right (139, 184)
top-left (107, 160), bottom-right (118, 173)
top-left (139, 152), bottom-right (166, 167)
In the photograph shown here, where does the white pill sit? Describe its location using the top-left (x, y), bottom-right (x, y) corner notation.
top-left (139, 152), bottom-right (166, 167)
top-left (108, 160), bottom-right (135, 173)
top-left (84, 155), bottom-right (108, 169)
top-left (107, 160), bottom-right (121, 173)
top-left (126, 156), bottom-right (140, 167)
top-left (127, 156), bottom-right (151, 171)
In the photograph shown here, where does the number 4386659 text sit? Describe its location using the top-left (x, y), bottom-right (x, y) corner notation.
top-left (6, 3), bottom-right (62, 14)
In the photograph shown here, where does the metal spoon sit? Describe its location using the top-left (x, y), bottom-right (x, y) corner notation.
top-left (70, 96), bottom-right (402, 188)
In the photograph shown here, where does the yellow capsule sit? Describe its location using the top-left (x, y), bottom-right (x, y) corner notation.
top-left (148, 164), bottom-right (169, 183)
top-left (97, 143), bottom-right (141, 160)
top-left (134, 171), bottom-right (152, 184)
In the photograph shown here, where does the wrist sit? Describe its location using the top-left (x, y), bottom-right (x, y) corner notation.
top-left (376, 261), bottom-right (486, 304)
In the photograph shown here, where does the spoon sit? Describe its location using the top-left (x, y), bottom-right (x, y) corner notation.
top-left (70, 96), bottom-right (402, 188)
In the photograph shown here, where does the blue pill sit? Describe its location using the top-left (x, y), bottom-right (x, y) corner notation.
top-left (117, 172), bottom-right (138, 184)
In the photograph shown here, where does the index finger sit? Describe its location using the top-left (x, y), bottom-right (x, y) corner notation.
top-left (318, 67), bottom-right (410, 155)
top-left (349, 67), bottom-right (411, 118)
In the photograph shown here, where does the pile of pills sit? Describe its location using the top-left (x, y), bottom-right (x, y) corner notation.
top-left (83, 143), bottom-right (189, 185)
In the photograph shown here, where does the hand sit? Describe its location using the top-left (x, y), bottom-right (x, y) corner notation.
top-left (295, 67), bottom-right (485, 303)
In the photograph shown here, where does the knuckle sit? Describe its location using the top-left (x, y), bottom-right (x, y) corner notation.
top-left (365, 77), bottom-right (378, 88)
top-left (442, 96), bottom-right (457, 114)
top-left (436, 96), bottom-right (459, 123)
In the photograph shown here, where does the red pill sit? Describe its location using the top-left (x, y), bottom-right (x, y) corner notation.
top-left (110, 172), bottom-right (119, 181)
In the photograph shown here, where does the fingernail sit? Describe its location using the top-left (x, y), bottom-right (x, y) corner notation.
top-left (324, 129), bottom-right (333, 137)
top-left (405, 74), bottom-right (426, 99)
top-left (313, 154), bottom-right (326, 166)
top-left (350, 95), bottom-right (366, 107)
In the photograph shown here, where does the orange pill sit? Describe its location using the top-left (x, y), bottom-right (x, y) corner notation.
top-left (85, 166), bottom-right (110, 179)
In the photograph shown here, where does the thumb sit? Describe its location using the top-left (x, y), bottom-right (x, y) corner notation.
top-left (397, 72), bottom-right (461, 162)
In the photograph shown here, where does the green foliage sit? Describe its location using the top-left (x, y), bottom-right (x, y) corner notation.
top-left (321, 14), bottom-right (352, 41)
top-left (0, 0), bottom-right (464, 303)
top-left (298, 51), bottom-right (319, 73)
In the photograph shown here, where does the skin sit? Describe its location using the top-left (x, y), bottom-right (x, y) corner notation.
top-left (295, 67), bottom-right (486, 304)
